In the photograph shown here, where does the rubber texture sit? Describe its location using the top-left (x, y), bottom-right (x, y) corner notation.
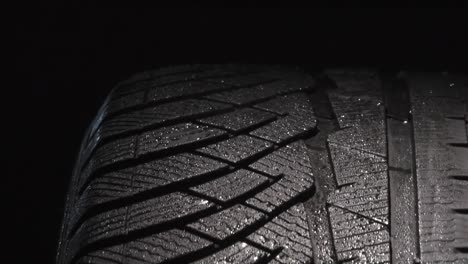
top-left (57, 65), bottom-right (468, 264)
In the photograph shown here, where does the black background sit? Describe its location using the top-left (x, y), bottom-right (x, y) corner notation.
top-left (13, 7), bottom-right (467, 263)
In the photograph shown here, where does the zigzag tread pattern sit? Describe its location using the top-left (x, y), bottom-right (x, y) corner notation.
top-left (58, 65), bottom-right (319, 264)
top-left (325, 70), bottom-right (390, 262)
top-left (305, 70), bottom-right (391, 264)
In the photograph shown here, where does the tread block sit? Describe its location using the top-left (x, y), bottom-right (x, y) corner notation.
top-left (147, 81), bottom-right (232, 104)
top-left (204, 80), bottom-right (296, 105)
top-left (97, 113), bottom-right (141, 140)
top-left (80, 124), bottom-right (227, 191)
top-left (79, 153), bottom-right (228, 208)
top-left (246, 175), bottom-right (313, 213)
top-left (135, 71), bottom-right (204, 86)
top-left (115, 70), bottom-right (230, 97)
top-left (328, 205), bottom-right (390, 263)
top-left (91, 136), bottom-right (138, 170)
top-left (190, 169), bottom-right (269, 202)
top-left (96, 99), bottom-right (231, 140)
top-left (326, 70), bottom-right (387, 156)
top-left (193, 242), bottom-right (269, 264)
top-left (327, 175), bottom-right (389, 224)
top-left (80, 246), bottom-right (124, 264)
top-left (188, 204), bottom-right (264, 240)
top-left (328, 91), bottom-right (385, 129)
top-left (326, 75), bottom-right (386, 156)
top-left (198, 108), bottom-right (277, 132)
top-left (327, 142), bottom-right (387, 187)
top-left (245, 178), bottom-right (297, 213)
top-left (78, 134), bottom-right (137, 190)
top-left (70, 192), bottom-right (214, 248)
top-left (245, 142), bottom-right (314, 213)
top-left (248, 204), bottom-right (313, 263)
top-left (204, 85), bottom-right (276, 105)
top-left (130, 153), bottom-right (227, 193)
top-left (112, 65), bottom-right (216, 95)
top-left (107, 91), bottom-right (145, 114)
top-left (138, 123), bottom-right (227, 155)
top-left (80, 229), bottom-right (211, 264)
top-left (205, 72), bottom-right (276, 86)
top-left (328, 126), bottom-right (386, 158)
top-left (249, 142), bottom-right (315, 178)
top-left (76, 171), bottom-right (133, 217)
top-left (254, 93), bottom-right (315, 116)
top-left (250, 115), bottom-right (316, 143)
top-left (249, 94), bottom-right (317, 144)
top-left (126, 193), bottom-right (212, 233)
top-left (197, 135), bottom-right (273, 163)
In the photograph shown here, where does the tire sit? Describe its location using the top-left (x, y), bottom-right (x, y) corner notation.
top-left (57, 65), bottom-right (468, 264)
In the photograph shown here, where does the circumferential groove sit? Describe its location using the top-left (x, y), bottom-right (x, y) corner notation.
top-left (382, 72), bottom-right (420, 264)
top-left (303, 74), bottom-right (340, 264)
top-left (60, 66), bottom-right (468, 264)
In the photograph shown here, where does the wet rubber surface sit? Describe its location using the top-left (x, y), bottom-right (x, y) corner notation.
top-left (57, 66), bottom-right (468, 264)
top-left (57, 65), bottom-right (319, 264)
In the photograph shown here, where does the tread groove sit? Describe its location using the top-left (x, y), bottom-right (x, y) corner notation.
top-left (308, 70), bottom-right (392, 263)
top-left (383, 72), bottom-right (420, 263)
top-left (72, 175), bottom-right (312, 264)
top-left (452, 208), bottom-right (468, 215)
top-left (328, 204), bottom-right (388, 227)
top-left (77, 131), bottom-right (231, 196)
top-left (85, 103), bottom-right (235, 155)
top-left (85, 76), bottom-right (280, 156)
top-left (192, 150), bottom-right (277, 180)
top-left (113, 68), bottom-right (209, 97)
top-left (107, 74), bottom-right (278, 117)
top-left (454, 247), bottom-right (468, 254)
top-left (59, 66), bottom-right (392, 264)
top-left (449, 175), bottom-right (468, 181)
top-left (448, 143), bottom-right (468, 148)
top-left (303, 76), bottom-right (340, 264)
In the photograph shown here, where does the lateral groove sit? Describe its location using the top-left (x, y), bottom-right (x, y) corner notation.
top-left (59, 65), bottom-right (320, 264)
